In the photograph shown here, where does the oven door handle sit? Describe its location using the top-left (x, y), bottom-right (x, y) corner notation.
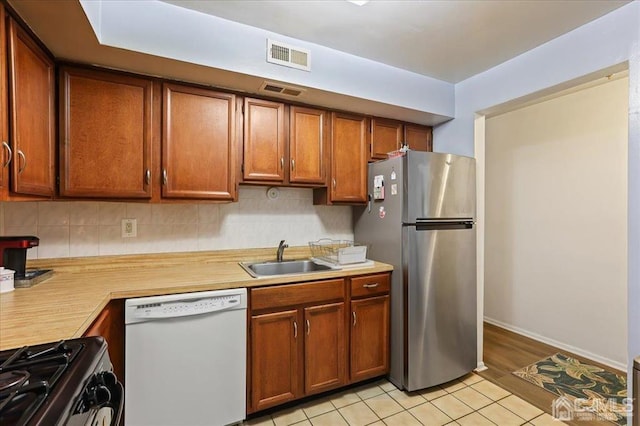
top-left (108, 381), bottom-right (124, 426)
top-left (76, 372), bottom-right (124, 426)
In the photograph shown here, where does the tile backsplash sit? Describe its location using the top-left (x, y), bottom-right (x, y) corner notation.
top-left (0, 187), bottom-right (354, 260)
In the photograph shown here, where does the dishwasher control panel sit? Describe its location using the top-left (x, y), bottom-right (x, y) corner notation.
top-left (125, 288), bottom-right (247, 323)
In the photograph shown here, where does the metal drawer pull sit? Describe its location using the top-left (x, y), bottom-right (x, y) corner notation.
top-left (363, 283), bottom-right (379, 288)
top-left (332, 178), bottom-right (336, 188)
top-left (352, 312), bottom-right (357, 326)
top-left (291, 159), bottom-right (295, 170)
top-left (306, 319), bottom-right (310, 335)
top-left (17, 150), bottom-right (26, 174)
top-left (2, 142), bottom-right (12, 168)
top-left (280, 157), bottom-right (284, 169)
top-left (145, 169), bottom-right (151, 185)
top-left (162, 169), bottom-right (168, 185)
top-left (293, 320), bottom-right (298, 338)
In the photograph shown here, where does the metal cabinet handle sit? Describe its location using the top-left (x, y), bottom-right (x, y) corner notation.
top-left (145, 169), bottom-right (151, 185)
top-left (17, 150), bottom-right (26, 174)
top-left (352, 312), bottom-right (357, 327)
top-left (332, 178), bottom-right (336, 189)
top-left (305, 319), bottom-right (310, 335)
top-left (2, 142), bottom-right (12, 168)
top-left (363, 283), bottom-right (379, 288)
top-left (280, 157), bottom-right (284, 169)
top-left (162, 169), bottom-right (168, 185)
top-left (293, 320), bottom-right (298, 339)
top-left (291, 159), bottom-right (295, 171)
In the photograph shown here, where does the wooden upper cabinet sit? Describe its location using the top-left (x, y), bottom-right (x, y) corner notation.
top-left (330, 112), bottom-right (367, 203)
top-left (59, 67), bottom-right (153, 198)
top-left (7, 18), bottom-right (55, 197)
top-left (289, 106), bottom-right (327, 185)
top-left (0, 4), bottom-right (8, 195)
top-left (370, 118), bottom-right (402, 160)
top-left (162, 83), bottom-right (237, 200)
top-left (243, 98), bottom-right (285, 182)
top-left (404, 123), bottom-right (433, 152)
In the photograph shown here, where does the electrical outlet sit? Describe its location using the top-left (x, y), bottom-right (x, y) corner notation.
top-left (121, 219), bottom-right (137, 238)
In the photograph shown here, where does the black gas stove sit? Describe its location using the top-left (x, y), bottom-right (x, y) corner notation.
top-left (0, 337), bottom-right (123, 426)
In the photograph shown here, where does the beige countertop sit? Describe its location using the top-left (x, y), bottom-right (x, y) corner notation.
top-left (0, 247), bottom-right (392, 351)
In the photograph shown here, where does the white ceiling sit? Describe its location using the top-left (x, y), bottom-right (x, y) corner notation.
top-left (162, 0), bottom-right (629, 83)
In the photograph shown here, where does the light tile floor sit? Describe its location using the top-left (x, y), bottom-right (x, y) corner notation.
top-left (244, 373), bottom-right (567, 426)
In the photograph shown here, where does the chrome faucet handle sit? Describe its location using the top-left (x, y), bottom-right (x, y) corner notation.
top-left (277, 240), bottom-right (289, 262)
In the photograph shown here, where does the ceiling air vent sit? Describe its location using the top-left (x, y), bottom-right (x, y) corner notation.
top-left (259, 81), bottom-right (306, 98)
top-left (267, 39), bottom-right (311, 71)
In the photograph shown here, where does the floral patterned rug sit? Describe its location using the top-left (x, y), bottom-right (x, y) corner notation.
top-left (513, 353), bottom-right (628, 425)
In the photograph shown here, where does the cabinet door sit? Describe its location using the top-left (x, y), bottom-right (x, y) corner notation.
top-left (330, 112), bottom-right (367, 203)
top-left (351, 295), bottom-right (390, 382)
top-left (250, 310), bottom-right (301, 412)
top-left (7, 18), bottom-right (55, 197)
top-left (289, 106), bottom-right (326, 184)
top-left (243, 98), bottom-right (285, 182)
top-left (404, 123), bottom-right (433, 152)
top-left (304, 302), bottom-right (346, 395)
top-left (163, 84), bottom-right (237, 200)
top-left (370, 118), bottom-right (402, 160)
top-left (0, 4), bottom-right (7, 195)
top-left (59, 67), bottom-right (153, 198)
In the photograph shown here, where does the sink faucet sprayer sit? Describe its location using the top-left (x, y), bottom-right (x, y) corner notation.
top-left (276, 240), bottom-right (288, 262)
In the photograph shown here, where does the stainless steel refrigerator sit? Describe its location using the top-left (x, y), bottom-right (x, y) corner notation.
top-left (354, 151), bottom-right (477, 391)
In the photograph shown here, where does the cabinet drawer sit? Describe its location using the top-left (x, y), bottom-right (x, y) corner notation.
top-left (350, 274), bottom-right (390, 298)
top-left (251, 279), bottom-right (345, 311)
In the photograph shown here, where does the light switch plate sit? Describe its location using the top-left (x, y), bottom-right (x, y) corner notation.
top-left (121, 218), bottom-right (137, 238)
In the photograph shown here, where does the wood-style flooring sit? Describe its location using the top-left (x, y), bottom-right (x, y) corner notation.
top-left (479, 321), bottom-right (626, 426)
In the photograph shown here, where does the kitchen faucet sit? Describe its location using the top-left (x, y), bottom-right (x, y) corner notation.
top-left (276, 240), bottom-right (288, 262)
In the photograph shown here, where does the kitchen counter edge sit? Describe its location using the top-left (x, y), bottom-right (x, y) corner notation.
top-left (0, 248), bottom-right (392, 350)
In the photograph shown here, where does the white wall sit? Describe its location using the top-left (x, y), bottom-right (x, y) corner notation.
top-left (80, 0), bottom-right (454, 122)
top-left (485, 77), bottom-right (628, 369)
top-left (0, 187), bottom-right (353, 259)
top-left (433, 0), bottom-right (640, 383)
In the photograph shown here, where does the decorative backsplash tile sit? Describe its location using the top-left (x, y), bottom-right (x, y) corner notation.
top-left (0, 187), bottom-right (354, 259)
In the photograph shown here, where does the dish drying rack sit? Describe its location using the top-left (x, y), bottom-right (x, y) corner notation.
top-left (309, 239), bottom-right (368, 266)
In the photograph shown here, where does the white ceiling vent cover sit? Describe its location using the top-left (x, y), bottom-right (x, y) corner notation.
top-left (259, 81), bottom-right (306, 98)
top-left (267, 39), bottom-right (311, 71)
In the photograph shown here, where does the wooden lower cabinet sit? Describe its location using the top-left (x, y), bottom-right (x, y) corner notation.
top-left (304, 302), bottom-right (346, 395)
top-left (248, 272), bottom-right (390, 414)
top-left (83, 300), bottom-right (125, 384)
top-left (248, 279), bottom-right (347, 413)
top-left (250, 309), bottom-right (301, 412)
top-left (350, 295), bottom-right (390, 381)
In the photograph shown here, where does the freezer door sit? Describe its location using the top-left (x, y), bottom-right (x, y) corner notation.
top-left (403, 225), bottom-right (477, 391)
top-left (405, 151), bottom-right (476, 222)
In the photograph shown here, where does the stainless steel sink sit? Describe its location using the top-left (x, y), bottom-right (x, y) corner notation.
top-left (239, 259), bottom-right (335, 278)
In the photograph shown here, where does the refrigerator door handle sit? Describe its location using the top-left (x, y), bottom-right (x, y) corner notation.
top-left (367, 193), bottom-right (372, 213)
top-left (413, 220), bottom-right (474, 231)
top-left (415, 218), bottom-right (474, 223)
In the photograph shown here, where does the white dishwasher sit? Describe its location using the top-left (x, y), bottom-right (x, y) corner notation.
top-left (125, 288), bottom-right (247, 426)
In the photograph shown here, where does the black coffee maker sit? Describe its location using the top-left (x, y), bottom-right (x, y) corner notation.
top-left (0, 236), bottom-right (40, 278)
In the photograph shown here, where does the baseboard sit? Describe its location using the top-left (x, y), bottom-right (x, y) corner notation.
top-left (484, 317), bottom-right (627, 372)
top-left (475, 362), bottom-right (488, 372)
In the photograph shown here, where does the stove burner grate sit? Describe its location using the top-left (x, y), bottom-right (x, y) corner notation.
top-left (0, 370), bottom-right (30, 393)
top-left (0, 340), bottom-right (82, 426)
